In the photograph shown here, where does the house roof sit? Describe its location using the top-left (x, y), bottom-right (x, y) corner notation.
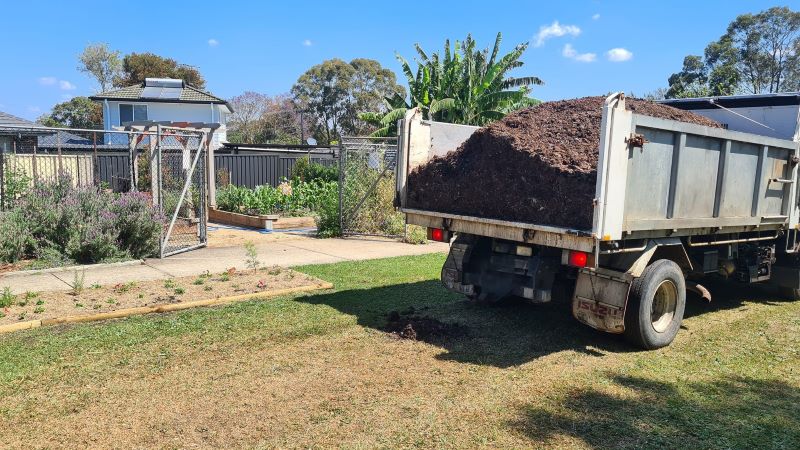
top-left (89, 78), bottom-right (233, 111)
top-left (0, 111), bottom-right (40, 128)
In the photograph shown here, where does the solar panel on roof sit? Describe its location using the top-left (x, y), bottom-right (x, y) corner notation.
top-left (160, 87), bottom-right (182, 99)
top-left (141, 86), bottom-right (163, 99)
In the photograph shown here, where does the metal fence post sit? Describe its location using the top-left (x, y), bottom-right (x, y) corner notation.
top-left (338, 141), bottom-right (345, 236)
top-left (0, 149), bottom-right (5, 211)
top-left (32, 142), bottom-right (38, 185)
top-left (92, 132), bottom-right (98, 186)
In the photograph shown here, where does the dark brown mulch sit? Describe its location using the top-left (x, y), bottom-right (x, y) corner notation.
top-left (384, 309), bottom-right (467, 341)
top-left (406, 96), bottom-right (722, 230)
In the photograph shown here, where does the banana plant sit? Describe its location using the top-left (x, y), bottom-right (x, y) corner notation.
top-left (361, 32), bottom-right (542, 137)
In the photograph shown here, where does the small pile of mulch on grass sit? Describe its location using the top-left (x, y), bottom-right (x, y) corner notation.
top-left (406, 96), bottom-right (722, 230)
top-left (384, 307), bottom-right (467, 341)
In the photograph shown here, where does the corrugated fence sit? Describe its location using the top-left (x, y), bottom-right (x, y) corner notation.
top-left (214, 154), bottom-right (336, 188)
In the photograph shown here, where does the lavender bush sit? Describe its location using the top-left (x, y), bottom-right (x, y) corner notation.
top-left (0, 177), bottom-right (163, 264)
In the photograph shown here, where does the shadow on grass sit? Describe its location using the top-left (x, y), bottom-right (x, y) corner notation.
top-left (510, 375), bottom-right (800, 448)
top-left (300, 280), bottom-right (632, 367)
top-left (299, 275), bottom-right (792, 368)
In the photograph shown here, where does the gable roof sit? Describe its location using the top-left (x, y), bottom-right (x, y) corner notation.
top-left (0, 110), bottom-right (40, 128)
top-left (89, 78), bottom-right (232, 111)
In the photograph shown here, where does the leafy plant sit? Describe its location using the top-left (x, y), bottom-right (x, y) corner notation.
top-left (361, 32), bottom-right (542, 136)
top-left (69, 271), bottom-right (86, 295)
top-left (33, 306), bottom-right (45, 314)
top-left (0, 287), bottom-right (14, 308)
top-left (244, 241), bottom-right (260, 272)
top-left (174, 287), bottom-right (185, 295)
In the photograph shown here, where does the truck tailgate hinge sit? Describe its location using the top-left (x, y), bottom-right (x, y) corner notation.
top-left (625, 133), bottom-right (648, 148)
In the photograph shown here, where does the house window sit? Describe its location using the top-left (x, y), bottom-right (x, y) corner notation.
top-left (119, 104), bottom-right (148, 125)
top-left (0, 136), bottom-right (12, 153)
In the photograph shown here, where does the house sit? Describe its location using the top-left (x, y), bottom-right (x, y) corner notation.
top-left (89, 78), bottom-right (233, 148)
top-left (0, 111), bottom-right (51, 153)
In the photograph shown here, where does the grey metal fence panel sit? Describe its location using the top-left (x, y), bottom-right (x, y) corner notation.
top-left (214, 153), bottom-right (338, 188)
top-left (96, 154), bottom-right (130, 191)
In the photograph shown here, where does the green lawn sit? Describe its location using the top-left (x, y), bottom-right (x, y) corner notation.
top-left (0, 253), bottom-right (798, 449)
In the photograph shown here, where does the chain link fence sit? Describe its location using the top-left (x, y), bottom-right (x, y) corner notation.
top-left (338, 136), bottom-right (404, 237)
top-left (0, 125), bottom-right (208, 257)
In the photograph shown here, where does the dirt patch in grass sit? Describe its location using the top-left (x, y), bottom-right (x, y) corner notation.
top-left (384, 307), bottom-right (468, 341)
top-left (406, 96), bottom-right (722, 230)
top-left (0, 266), bottom-right (324, 326)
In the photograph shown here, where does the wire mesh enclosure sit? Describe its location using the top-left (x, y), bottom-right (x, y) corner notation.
top-left (338, 136), bottom-right (403, 237)
top-left (0, 125), bottom-right (208, 258)
top-left (154, 128), bottom-right (207, 257)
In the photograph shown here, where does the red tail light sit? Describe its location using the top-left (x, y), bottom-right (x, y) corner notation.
top-left (568, 250), bottom-right (588, 268)
top-left (428, 227), bottom-right (445, 242)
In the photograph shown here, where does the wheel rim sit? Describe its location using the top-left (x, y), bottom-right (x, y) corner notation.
top-left (650, 280), bottom-right (677, 333)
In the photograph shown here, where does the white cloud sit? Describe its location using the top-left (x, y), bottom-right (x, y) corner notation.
top-left (606, 47), bottom-right (633, 62)
top-left (534, 21), bottom-right (581, 47)
top-left (38, 76), bottom-right (57, 86)
top-left (592, 13), bottom-right (600, 20)
top-left (59, 80), bottom-right (76, 90)
top-left (208, 38), bottom-right (219, 47)
top-left (562, 44), bottom-right (596, 62)
top-left (302, 39), bottom-right (312, 47)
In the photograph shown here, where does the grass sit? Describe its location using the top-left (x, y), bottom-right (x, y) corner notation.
top-left (0, 253), bottom-right (797, 449)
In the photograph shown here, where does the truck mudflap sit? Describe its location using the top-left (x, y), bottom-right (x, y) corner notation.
top-left (571, 268), bottom-right (632, 334)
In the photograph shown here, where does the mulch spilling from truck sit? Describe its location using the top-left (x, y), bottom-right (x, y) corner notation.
top-left (406, 96), bottom-right (722, 230)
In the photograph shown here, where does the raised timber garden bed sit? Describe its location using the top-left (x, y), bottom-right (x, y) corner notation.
top-left (0, 266), bottom-right (333, 333)
top-left (209, 208), bottom-right (316, 230)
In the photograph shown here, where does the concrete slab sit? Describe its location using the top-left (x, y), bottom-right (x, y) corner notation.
top-left (0, 237), bottom-right (448, 294)
top-left (0, 273), bottom-right (70, 294)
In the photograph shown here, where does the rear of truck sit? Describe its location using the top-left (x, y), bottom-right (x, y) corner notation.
top-left (396, 92), bottom-right (800, 349)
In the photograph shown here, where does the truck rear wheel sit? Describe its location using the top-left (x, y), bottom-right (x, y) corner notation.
top-left (624, 259), bottom-right (686, 350)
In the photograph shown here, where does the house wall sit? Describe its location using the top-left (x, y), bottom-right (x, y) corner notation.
top-left (103, 101), bottom-right (228, 148)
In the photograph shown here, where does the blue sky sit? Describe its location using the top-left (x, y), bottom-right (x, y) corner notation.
top-left (1, 0), bottom-right (797, 120)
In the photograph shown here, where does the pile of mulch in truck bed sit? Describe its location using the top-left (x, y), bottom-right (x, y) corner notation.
top-left (406, 96), bottom-right (722, 230)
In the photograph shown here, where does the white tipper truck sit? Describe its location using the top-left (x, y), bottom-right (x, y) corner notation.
top-left (395, 92), bottom-right (800, 349)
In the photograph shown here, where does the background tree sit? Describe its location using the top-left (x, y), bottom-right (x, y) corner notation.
top-left (666, 6), bottom-right (800, 98)
top-left (36, 97), bottom-right (103, 129)
top-left (115, 52), bottom-right (206, 89)
top-left (227, 92), bottom-right (269, 143)
top-left (362, 32), bottom-right (542, 136)
top-left (291, 58), bottom-right (404, 144)
top-left (227, 93), bottom-right (304, 144)
top-left (77, 43), bottom-right (122, 93)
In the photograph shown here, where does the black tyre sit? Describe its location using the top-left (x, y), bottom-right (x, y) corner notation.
top-left (624, 259), bottom-right (686, 350)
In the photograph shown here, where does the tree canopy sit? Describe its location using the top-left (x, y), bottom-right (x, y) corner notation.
top-left (115, 52), bottom-right (206, 89)
top-left (36, 97), bottom-right (103, 129)
top-left (361, 32), bottom-right (542, 137)
top-left (77, 43), bottom-right (122, 93)
top-left (227, 92), bottom-right (303, 145)
top-left (666, 6), bottom-right (800, 98)
top-left (291, 58), bottom-right (405, 144)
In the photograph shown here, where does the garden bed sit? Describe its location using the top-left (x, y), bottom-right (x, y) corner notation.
top-left (0, 266), bottom-right (332, 330)
top-left (209, 208), bottom-right (316, 230)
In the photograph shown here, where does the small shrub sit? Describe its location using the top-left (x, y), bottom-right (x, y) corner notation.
top-left (24, 291), bottom-right (39, 300)
top-left (244, 241), bottom-right (260, 271)
top-left (163, 279), bottom-right (175, 289)
top-left (192, 278), bottom-right (204, 285)
top-left (33, 306), bottom-right (44, 314)
top-left (69, 271), bottom-right (86, 295)
top-left (35, 299), bottom-right (44, 306)
top-left (0, 210), bottom-right (32, 263)
top-left (203, 285), bottom-right (213, 291)
top-left (403, 225), bottom-right (428, 245)
top-left (0, 287), bottom-right (14, 308)
top-left (174, 287), bottom-right (185, 295)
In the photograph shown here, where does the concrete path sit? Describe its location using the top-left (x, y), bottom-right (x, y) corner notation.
top-left (0, 237), bottom-right (448, 294)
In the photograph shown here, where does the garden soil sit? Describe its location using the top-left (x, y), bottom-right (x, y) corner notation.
top-left (0, 266), bottom-right (325, 326)
top-left (406, 96), bottom-right (722, 230)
